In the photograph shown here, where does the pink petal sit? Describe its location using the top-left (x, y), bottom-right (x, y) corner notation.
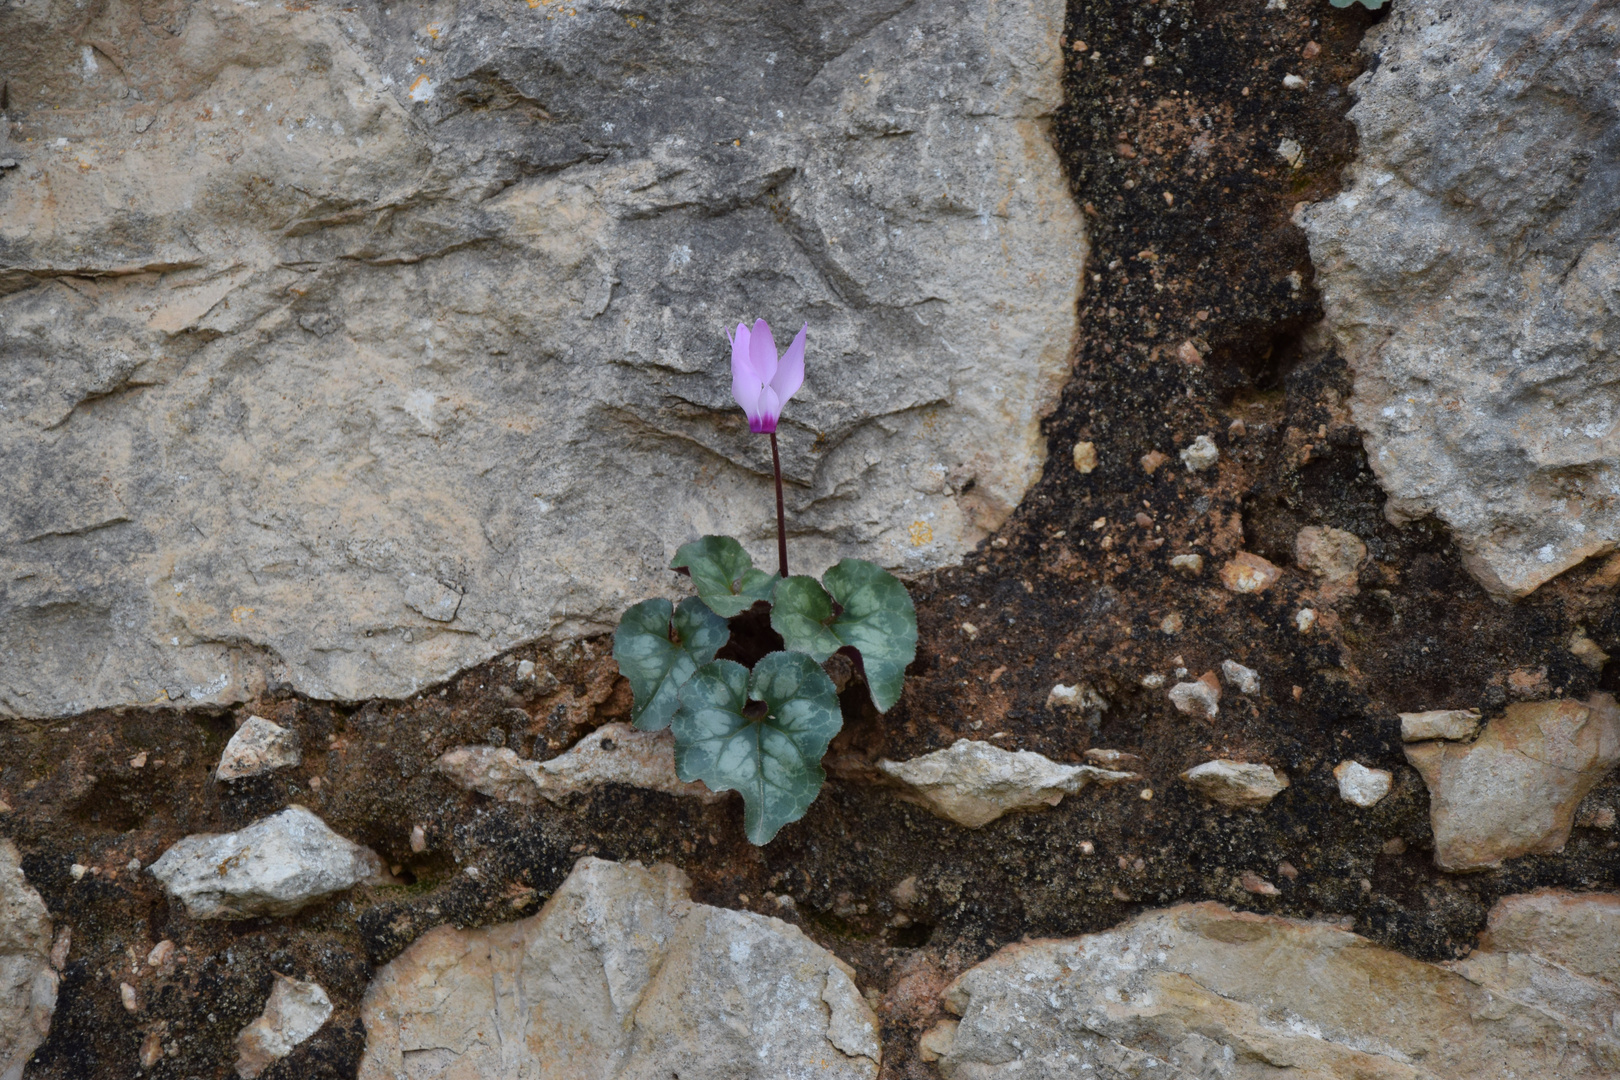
top-left (748, 318), bottom-right (778, 385)
top-left (731, 323), bottom-right (761, 415)
top-left (770, 322), bottom-right (806, 405)
top-left (752, 385), bottom-right (781, 433)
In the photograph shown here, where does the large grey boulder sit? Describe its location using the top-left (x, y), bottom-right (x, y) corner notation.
top-left (147, 806), bottom-right (387, 919)
top-left (357, 856), bottom-right (880, 1078)
top-left (1303, 0), bottom-right (1620, 598)
top-left (0, 0), bottom-right (1083, 717)
top-left (930, 891), bottom-right (1620, 1078)
top-left (0, 840), bottom-right (56, 1080)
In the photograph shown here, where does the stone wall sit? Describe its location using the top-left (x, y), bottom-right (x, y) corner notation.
top-left (0, 0), bottom-right (1083, 716)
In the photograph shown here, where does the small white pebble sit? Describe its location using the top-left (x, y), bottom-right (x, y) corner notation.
top-left (1170, 554), bottom-right (1203, 576)
top-left (1282, 73), bottom-right (1307, 90)
top-left (121, 983), bottom-right (138, 1013)
top-left (410, 824), bottom-right (428, 853)
top-left (1139, 788), bottom-right (1154, 801)
top-left (1072, 441), bottom-right (1098, 474)
top-left (517, 659), bottom-right (535, 679)
top-left (1079, 841), bottom-right (1095, 855)
top-left (1180, 435), bottom-right (1219, 472)
top-left (126, 858), bottom-right (141, 873)
top-left (1140, 672), bottom-right (1166, 689)
top-left (1160, 613), bottom-right (1183, 634)
top-left (1221, 660), bottom-right (1260, 696)
top-left (1296, 608), bottom-right (1318, 633)
top-left (960, 622), bottom-right (979, 638)
top-left (70, 864), bottom-right (87, 881)
top-left (1333, 761), bottom-right (1393, 808)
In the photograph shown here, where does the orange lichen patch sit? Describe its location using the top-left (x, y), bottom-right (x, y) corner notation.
top-left (909, 521), bottom-right (935, 547)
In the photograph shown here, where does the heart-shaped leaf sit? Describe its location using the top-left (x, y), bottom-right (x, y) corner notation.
top-left (769, 575), bottom-right (843, 658)
top-left (672, 652), bottom-right (842, 845)
top-left (671, 535), bottom-right (779, 617)
top-left (612, 597), bottom-right (730, 731)
top-left (770, 558), bottom-right (917, 712)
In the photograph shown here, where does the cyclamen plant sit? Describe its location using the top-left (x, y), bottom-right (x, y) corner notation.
top-left (612, 319), bottom-right (918, 844)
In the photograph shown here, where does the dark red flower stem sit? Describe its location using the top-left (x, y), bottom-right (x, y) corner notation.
top-left (769, 432), bottom-right (788, 577)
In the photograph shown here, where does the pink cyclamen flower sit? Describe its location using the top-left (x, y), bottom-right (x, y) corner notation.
top-left (728, 318), bottom-right (806, 433)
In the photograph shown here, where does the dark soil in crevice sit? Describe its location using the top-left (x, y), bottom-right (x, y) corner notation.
top-left (6, 2), bottom-right (1619, 1079)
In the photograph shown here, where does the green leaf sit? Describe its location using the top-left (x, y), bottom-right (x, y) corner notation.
top-left (611, 597), bottom-right (730, 731)
top-left (770, 557), bottom-right (917, 712)
top-left (768, 576), bottom-right (844, 660)
top-left (671, 535), bottom-right (779, 617)
top-left (672, 652), bottom-right (843, 845)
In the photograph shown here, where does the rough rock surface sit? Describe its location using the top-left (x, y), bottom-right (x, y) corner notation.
top-left (147, 805), bottom-right (387, 919)
top-left (875, 739), bottom-right (1137, 828)
top-left (1295, 524), bottom-right (1365, 585)
top-left (0, 0), bottom-right (1084, 718)
top-left (357, 857), bottom-right (880, 1079)
top-left (1400, 708), bottom-right (1482, 743)
top-left (0, 840), bottom-right (55, 1080)
top-left (233, 974), bottom-right (332, 1080)
top-left (215, 716), bottom-right (301, 782)
top-left (435, 722), bottom-right (724, 805)
top-left (1181, 759), bottom-right (1289, 808)
top-left (1405, 695), bottom-right (1620, 871)
top-left (930, 891), bottom-right (1620, 1078)
top-left (1332, 759), bottom-right (1391, 808)
top-left (1303, 0), bottom-right (1620, 597)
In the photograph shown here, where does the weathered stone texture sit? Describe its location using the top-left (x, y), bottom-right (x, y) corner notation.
top-left (1304, 0), bottom-right (1620, 597)
top-left (147, 805), bottom-right (387, 919)
top-left (0, 840), bottom-right (56, 1080)
top-left (435, 721), bottom-right (725, 805)
top-left (0, 0), bottom-right (1084, 717)
top-left (357, 857), bottom-right (879, 1078)
top-left (932, 892), bottom-right (1620, 1078)
top-left (1404, 694), bottom-right (1620, 871)
top-left (875, 739), bottom-right (1137, 828)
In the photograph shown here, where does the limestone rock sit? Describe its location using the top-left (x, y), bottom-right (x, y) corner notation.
top-left (234, 974), bottom-right (332, 1080)
top-left (357, 857), bottom-right (880, 1078)
top-left (933, 893), bottom-right (1620, 1078)
top-left (1295, 525), bottom-right (1366, 584)
top-left (1220, 552), bottom-right (1282, 594)
top-left (147, 805), bottom-right (387, 919)
top-left (1401, 708), bottom-right (1482, 742)
top-left (1333, 760), bottom-right (1392, 808)
top-left (1043, 682), bottom-right (1107, 725)
top-left (215, 716), bottom-right (300, 782)
top-left (1, 840), bottom-right (56, 1080)
top-left (1220, 659), bottom-right (1259, 696)
top-left (0, 0), bottom-right (1084, 719)
top-left (1181, 759), bottom-right (1288, 808)
top-left (1167, 675), bottom-right (1220, 719)
top-left (1178, 434), bottom-right (1218, 472)
top-left (875, 739), bottom-right (1137, 828)
top-left (1404, 695), bottom-right (1620, 871)
top-left (435, 722), bottom-right (725, 805)
top-left (1303, 0), bottom-right (1620, 598)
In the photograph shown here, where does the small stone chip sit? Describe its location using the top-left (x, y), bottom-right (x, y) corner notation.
top-left (1333, 761), bottom-right (1393, 808)
top-left (1170, 553), bottom-right (1204, 576)
top-left (1072, 441), bottom-right (1097, 474)
top-left (1221, 660), bottom-right (1260, 695)
top-left (1180, 435), bottom-right (1219, 472)
top-left (1399, 709), bottom-right (1481, 742)
top-left (1220, 552), bottom-right (1282, 594)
